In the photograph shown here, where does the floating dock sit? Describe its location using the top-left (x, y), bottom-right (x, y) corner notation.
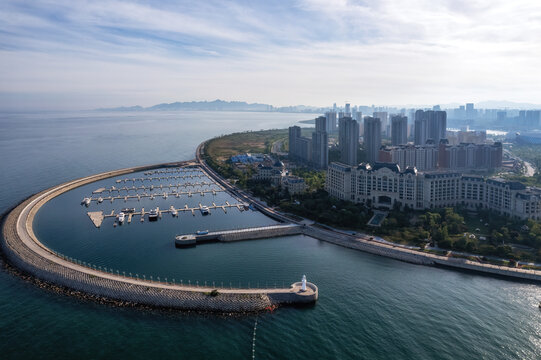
top-left (86, 202), bottom-right (250, 227)
top-left (115, 174), bottom-right (207, 184)
top-left (93, 181), bottom-right (222, 194)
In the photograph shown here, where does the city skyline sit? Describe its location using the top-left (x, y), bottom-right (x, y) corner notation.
top-left (2, 0), bottom-right (541, 111)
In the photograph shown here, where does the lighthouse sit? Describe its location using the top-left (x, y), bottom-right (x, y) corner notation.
top-left (301, 275), bottom-right (307, 292)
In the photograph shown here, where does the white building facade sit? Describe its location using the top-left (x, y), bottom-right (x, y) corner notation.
top-left (326, 162), bottom-right (541, 220)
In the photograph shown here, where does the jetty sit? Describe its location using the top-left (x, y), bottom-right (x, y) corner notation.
top-left (85, 189), bottom-right (224, 205)
top-left (86, 202), bottom-right (250, 227)
top-left (175, 224), bottom-right (302, 247)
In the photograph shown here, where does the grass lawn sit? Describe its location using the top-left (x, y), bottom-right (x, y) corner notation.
top-left (206, 129), bottom-right (290, 162)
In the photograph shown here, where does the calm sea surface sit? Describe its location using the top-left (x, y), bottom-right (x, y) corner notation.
top-left (0, 111), bottom-right (540, 359)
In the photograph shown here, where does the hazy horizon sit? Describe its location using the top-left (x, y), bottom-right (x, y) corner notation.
top-left (2, 1), bottom-right (541, 111)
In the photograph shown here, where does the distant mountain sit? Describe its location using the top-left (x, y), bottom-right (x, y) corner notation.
top-left (96, 99), bottom-right (323, 113)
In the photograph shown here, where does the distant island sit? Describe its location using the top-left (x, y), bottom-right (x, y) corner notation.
top-left (96, 99), bottom-right (324, 113)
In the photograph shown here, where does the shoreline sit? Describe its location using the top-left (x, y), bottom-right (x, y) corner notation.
top-left (1, 135), bottom-right (539, 316)
top-left (198, 139), bottom-right (541, 284)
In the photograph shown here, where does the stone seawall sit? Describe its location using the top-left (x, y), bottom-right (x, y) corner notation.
top-left (301, 226), bottom-right (541, 282)
top-left (1, 161), bottom-right (317, 312)
top-left (219, 226), bottom-right (302, 242)
top-left (301, 226), bottom-right (435, 266)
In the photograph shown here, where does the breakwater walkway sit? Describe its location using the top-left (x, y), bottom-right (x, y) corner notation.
top-left (177, 224), bottom-right (302, 246)
top-left (1, 160), bottom-right (317, 312)
top-left (197, 140), bottom-right (541, 283)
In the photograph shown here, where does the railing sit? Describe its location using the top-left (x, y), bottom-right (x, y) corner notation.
top-left (45, 249), bottom-right (291, 290)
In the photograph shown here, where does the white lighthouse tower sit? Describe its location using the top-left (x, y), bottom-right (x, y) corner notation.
top-left (301, 275), bottom-right (307, 292)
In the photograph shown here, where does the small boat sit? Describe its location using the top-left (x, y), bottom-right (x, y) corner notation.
top-left (196, 230), bottom-right (209, 235)
top-left (82, 197), bottom-right (91, 206)
top-left (118, 212), bottom-right (125, 224)
top-left (163, 192), bottom-right (168, 199)
top-left (170, 206), bottom-right (178, 216)
top-left (148, 208), bottom-right (158, 221)
top-left (98, 197), bottom-right (103, 203)
top-left (121, 207), bottom-right (135, 213)
top-left (200, 206), bottom-right (209, 215)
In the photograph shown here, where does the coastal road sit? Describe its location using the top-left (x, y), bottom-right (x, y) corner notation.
top-left (196, 140), bottom-right (541, 282)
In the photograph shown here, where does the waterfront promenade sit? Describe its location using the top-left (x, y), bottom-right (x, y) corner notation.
top-left (1, 160), bottom-right (317, 312)
top-left (197, 140), bottom-right (541, 283)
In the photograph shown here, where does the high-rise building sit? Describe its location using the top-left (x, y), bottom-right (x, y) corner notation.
top-left (355, 112), bottom-right (363, 136)
top-left (438, 140), bottom-right (502, 171)
top-left (315, 115), bottom-right (326, 133)
top-left (466, 103), bottom-right (476, 120)
top-left (345, 103), bottom-right (351, 116)
top-left (363, 116), bottom-right (381, 164)
top-left (391, 115), bottom-right (408, 146)
top-left (288, 126), bottom-right (301, 157)
top-left (496, 111), bottom-right (507, 125)
top-left (373, 112), bottom-right (388, 136)
top-left (288, 125), bottom-right (311, 163)
top-left (312, 116), bottom-right (328, 169)
top-left (518, 110), bottom-right (541, 128)
top-left (339, 117), bottom-right (360, 166)
top-left (414, 110), bottom-right (447, 145)
top-left (325, 111), bottom-right (337, 133)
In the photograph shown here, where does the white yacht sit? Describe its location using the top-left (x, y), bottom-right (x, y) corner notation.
top-left (200, 206), bottom-right (209, 215)
top-left (170, 206), bottom-right (178, 216)
top-left (98, 197), bottom-right (103, 203)
top-left (148, 208), bottom-right (159, 221)
top-left (82, 197), bottom-right (91, 206)
top-left (118, 212), bottom-right (125, 224)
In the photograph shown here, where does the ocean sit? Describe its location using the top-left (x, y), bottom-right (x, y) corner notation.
top-left (0, 111), bottom-right (539, 359)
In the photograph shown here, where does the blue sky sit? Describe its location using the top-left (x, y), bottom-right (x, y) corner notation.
top-left (1, 0), bottom-right (541, 110)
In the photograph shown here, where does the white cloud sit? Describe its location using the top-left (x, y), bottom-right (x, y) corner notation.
top-left (1, 0), bottom-right (541, 110)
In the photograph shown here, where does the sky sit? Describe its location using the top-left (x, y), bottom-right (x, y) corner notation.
top-left (1, 0), bottom-right (541, 111)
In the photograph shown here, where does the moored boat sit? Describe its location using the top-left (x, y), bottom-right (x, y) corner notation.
top-left (148, 208), bottom-right (158, 221)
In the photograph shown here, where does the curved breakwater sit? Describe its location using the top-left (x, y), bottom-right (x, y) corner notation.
top-left (0, 161), bottom-right (317, 313)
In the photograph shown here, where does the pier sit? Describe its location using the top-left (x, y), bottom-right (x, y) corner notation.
top-left (86, 189), bottom-right (224, 205)
top-left (115, 174), bottom-right (208, 184)
top-left (86, 202), bottom-right (250, 227)
top-left (175, 224), bottom-right (303, 246)
top-left (94, 181), bottom-right (220, 194)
